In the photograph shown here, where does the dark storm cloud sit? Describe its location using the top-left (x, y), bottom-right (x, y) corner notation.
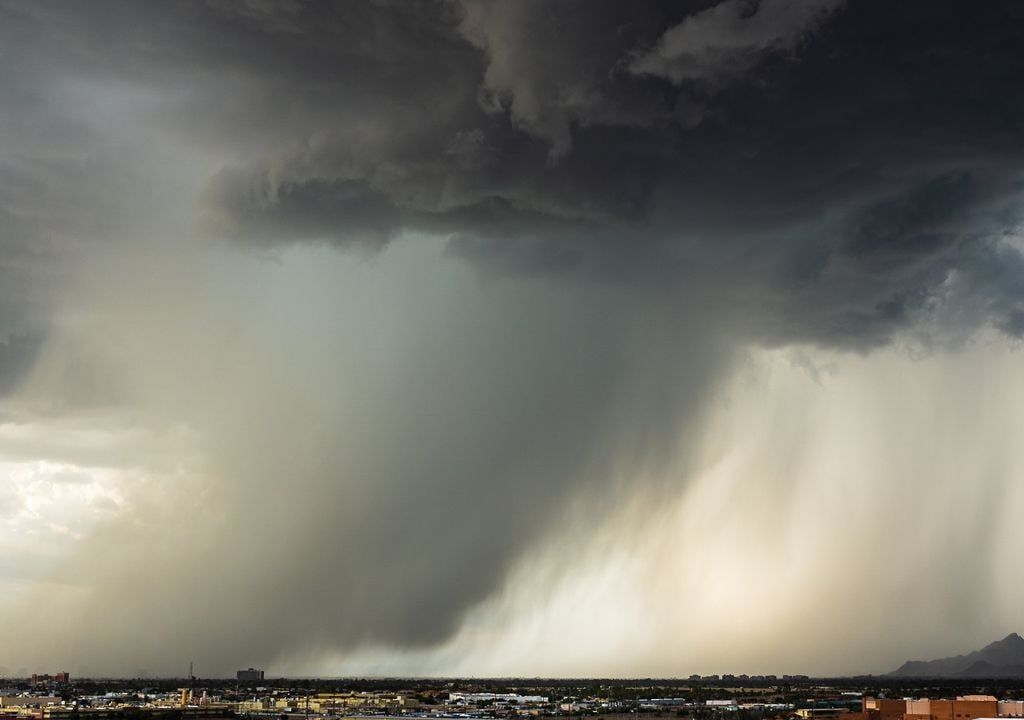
top-left (5, 1), bottom-right (1024, 350)
top-left (188, 0), bottom-right (1024, 349)
top-left (5, 0), bottom-right (1024, 675)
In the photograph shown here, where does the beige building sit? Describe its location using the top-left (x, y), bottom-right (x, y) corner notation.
top-left (999, 702), bottom-right (1024, 718)
top-left (797, 710), bottom-right (849, 720)
top-left (863, 696), bottom-right (1000, 720)
top-left (0, 699), bottom-right (60, 709)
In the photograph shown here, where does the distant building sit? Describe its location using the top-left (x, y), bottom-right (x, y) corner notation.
top-left (999, 701), bottom-right (1024, 718)
top-left (236, 668), bottom-right (264, 683)
top-left (797, 709), bottom-right (849, 720)
top-left (449, 693), bottom-right (547, 705)
top-left (0, 696), bottom-right (60, 707)
top-left (30, 674), bottom-right (68, 687)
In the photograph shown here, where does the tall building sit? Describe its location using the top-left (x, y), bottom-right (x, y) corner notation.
top-left (236, 668), bottom-right (264, 683)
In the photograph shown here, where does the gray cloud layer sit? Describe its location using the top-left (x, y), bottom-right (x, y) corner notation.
top-left (2, 0), bottom-right (1024, 676)
top-left (6, 1), bottom-right (1024, 348)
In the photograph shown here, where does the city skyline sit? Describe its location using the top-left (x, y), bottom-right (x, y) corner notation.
top-left (2, 1), bottom-right (1024, 678)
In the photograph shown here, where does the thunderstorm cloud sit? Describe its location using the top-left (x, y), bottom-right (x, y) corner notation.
top-left (2, 0), bottom-right (1024, 677)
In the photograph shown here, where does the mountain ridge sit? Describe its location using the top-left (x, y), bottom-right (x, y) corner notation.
top-left (889, 633), bottom-right (1024, 678)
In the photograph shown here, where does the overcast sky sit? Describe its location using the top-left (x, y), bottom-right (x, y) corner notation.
top-left (3, 0), bottom-right (1024, 678)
